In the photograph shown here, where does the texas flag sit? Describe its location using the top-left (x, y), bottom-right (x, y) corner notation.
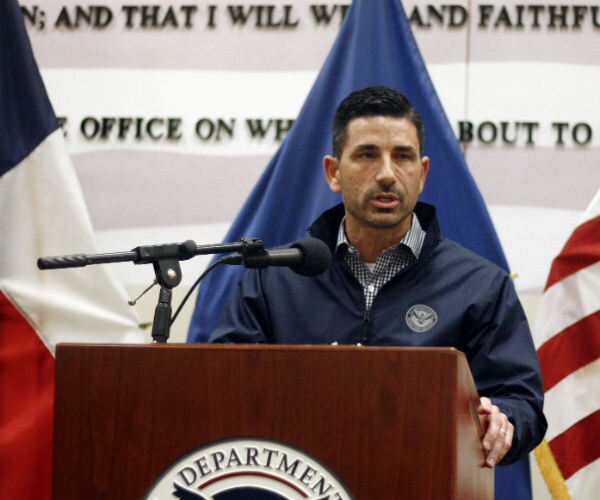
top-left (0, 2), bottom-right (144, 498)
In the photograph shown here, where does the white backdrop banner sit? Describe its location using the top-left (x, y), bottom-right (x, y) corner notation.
top-left (22, 0), bottom-right (600, 292)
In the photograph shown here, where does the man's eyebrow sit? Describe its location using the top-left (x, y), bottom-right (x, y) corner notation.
top-left (352, 144), bottom-right (379, 152)
top-left (393, 145), bottom-right (417, 153)
top-left (351, 144), bottom-right (418, 154)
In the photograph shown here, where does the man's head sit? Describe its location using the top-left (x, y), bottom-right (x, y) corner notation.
top-left (331, 86), bottom-right (425, 159)
top-left (324, 86), bottom-right (429, 248)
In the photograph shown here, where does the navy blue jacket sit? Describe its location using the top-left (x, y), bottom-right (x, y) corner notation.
top-left (210, 202), bottom-right (547, 464)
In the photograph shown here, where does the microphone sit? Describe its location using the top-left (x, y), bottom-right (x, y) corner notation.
top-left (222, 237), bottom-right (331, 276)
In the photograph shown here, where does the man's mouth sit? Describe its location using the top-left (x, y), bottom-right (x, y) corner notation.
top-left (370, 193), bottom-right (400, 210)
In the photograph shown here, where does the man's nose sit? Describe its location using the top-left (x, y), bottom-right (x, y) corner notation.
top-left (375, 156), bottom-right (395, 185)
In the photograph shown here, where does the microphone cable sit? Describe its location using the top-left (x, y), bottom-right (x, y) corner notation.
top-left (169, 256), bottom-right (227, 327)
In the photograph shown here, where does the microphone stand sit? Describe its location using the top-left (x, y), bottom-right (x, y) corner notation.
top-left (37, 238), bottom-right (266, 343)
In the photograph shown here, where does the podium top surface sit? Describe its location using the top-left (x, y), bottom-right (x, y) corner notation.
top-left (56, 342), bottom-right (461, 354)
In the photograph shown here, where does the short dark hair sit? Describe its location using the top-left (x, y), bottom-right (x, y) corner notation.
top-left (331, 86), bottom-right (425, 158)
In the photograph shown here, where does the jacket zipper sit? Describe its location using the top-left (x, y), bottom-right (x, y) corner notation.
top-left (359, 249), bottom-right (434, 345)
top-left (361, 306), bottom-right (370, 344)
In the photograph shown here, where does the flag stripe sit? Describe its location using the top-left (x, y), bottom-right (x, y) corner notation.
top-left (545, 216), bottom-right (600, 290)
top-left (565, 458), bottom-right (600, 500)
top-left (1, 131), bottom-right (143, 353)
top-left (0, 0), bottom-right (58, 175)
top-left (543, 357), bottom-right (600, 441)
top-left (0, 292), bottom-right (54, 500)
top-left (533, 261), bottom-right (600, 349)
top-left (577, 190), bottom-right (600, 227)
top-left (549, 409), bottom-right (600, 480)
top-left (537, 310), bottom-right (600, 391)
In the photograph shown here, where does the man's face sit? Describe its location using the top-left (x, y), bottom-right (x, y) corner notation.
top-left (324, 116), bottom-right (429, 236)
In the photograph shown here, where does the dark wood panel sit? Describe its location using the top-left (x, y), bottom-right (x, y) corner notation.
top-left (52, 344), bottom-right (492, 499)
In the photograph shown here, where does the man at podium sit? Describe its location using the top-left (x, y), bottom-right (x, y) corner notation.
top-left (209, 86), bottom-right (547, 469)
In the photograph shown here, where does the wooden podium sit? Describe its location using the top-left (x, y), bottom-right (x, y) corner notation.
top-left (52, 344), bottom-right (493, 499)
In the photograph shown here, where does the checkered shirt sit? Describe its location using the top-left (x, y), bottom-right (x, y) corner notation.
top-left (336, 213), bottom-right (426, 313)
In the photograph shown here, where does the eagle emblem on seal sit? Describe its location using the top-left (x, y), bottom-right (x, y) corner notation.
top-left (405, 304), bottom-right (438, 332)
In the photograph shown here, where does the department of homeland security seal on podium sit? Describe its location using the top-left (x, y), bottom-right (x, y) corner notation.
top-left (145, 438), bottom-right (353, 500)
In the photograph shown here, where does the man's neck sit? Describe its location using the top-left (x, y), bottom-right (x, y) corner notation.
top-left (345, 215), bottom-right (412, 263)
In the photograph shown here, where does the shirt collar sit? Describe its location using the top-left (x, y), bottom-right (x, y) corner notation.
top-left (335, 212), bottom-right (426, 259)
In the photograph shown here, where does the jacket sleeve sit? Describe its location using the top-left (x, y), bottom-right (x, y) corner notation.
top-left (208, 269), bottom-right (271, 344)
top-left (463, 271), bottom-right (547, 465)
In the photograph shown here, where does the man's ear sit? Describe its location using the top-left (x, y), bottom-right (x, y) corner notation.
top-left (419, 156), bottom-right (430, 194)
top-left (323, 155), bottom-right (341, 193)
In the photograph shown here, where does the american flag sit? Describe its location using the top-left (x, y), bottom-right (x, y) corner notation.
top-left (533, 188), bottom-right (600, 499)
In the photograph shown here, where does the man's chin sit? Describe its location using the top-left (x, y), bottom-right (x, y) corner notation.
top-left (366, 213), bottom-right (406, 229)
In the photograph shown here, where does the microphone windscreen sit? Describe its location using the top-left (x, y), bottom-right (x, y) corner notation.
top-left (289, 237), bottom-right (331, 276)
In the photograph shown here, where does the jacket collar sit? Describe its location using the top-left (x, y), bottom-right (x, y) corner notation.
top-left (308, 201), bottom-right (441, 256)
